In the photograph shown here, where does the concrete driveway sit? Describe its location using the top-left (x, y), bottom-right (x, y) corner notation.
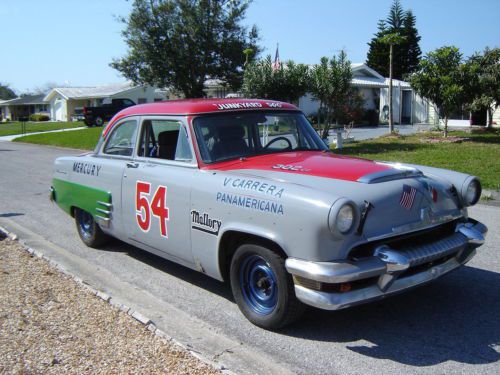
top-left (0, 141), bottom-right (498, 375)
top-left (326, 124), bottom-right (430, 144)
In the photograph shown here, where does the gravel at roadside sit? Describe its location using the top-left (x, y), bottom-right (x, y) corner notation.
top-left (0, 236), bottom-right (221, 374)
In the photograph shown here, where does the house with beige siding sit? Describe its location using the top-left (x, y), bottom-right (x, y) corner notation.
top-left (44, 83), bottom-right (165, 121)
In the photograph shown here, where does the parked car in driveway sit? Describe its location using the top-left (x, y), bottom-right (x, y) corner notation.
top-left (83, 98), bottom-right (135, 126)
top-left (51, 99), bottom-right (487, 329)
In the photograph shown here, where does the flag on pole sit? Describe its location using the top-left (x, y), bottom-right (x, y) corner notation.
top-left (272, 43), bottom-right (281, 71)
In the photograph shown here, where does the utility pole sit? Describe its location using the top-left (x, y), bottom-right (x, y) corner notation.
top-left (381, 32), bottom-right (404, 134)
top-left (389, 43), bottom-right (394, 133)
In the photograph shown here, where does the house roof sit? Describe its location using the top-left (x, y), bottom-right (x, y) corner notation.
top-left (0, 94), bottom-right (47, 106)
top-left (44, 82), bottom-right (138, 101)
top-left (351, 77), bottom-right (387, 88)
top-left (351, 64), bottom-right (385, 80)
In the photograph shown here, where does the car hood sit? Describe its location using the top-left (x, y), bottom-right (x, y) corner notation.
top-left (203, 151), bottom-right (410, 183)
top-left (205, 151), bottom-right (464, 245)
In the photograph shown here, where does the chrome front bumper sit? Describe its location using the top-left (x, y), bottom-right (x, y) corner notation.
top-left (285, 219), bottom-right (487, 310)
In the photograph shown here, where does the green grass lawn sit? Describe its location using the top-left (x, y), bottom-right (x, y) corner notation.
top-left (13, 127), bottom-right (103, 150)
top-left (0, 121), bottom-right (84, 137)
top-left (334, 129), bottom-right (500, 190)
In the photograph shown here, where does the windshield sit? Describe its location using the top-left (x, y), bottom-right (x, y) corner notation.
top-left (193, 111), bottom-right (327, 163)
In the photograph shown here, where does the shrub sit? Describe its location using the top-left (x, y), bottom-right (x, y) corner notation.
top-left (307, 114), bottom-right (318, 125)
top-left (30, 114), bottom-right (50, 122)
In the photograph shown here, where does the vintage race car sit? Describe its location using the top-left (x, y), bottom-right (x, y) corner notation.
top-left (51, 99), bottom-right (487, 329)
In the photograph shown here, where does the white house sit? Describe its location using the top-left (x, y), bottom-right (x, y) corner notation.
top-left (44, 82), bottom-right (165, 121)
top-left (298, 63), bottom-right (430, 125)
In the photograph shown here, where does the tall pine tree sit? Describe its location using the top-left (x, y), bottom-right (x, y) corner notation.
top-left (366, 0), bottom-right (421, 79)
top-left (366, 20), bottom-right (390, 77)
top-left (401, 10), bottom-right (422, 76)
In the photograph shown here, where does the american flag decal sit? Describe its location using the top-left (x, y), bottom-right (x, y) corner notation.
top-left (400, 184), bottom-right (417, 210)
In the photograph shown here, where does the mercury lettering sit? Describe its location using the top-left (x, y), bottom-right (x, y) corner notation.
top-left (73, 162), bottom-right (102, 177)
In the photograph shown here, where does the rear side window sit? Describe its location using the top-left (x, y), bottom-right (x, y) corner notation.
top-left (138, 119), bottom-right (192, 162)
top-left (103, 120), bottom-right (137, 156)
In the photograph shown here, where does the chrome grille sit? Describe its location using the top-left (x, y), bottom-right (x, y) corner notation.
top-left (398, 232), bottom-right (468, 266)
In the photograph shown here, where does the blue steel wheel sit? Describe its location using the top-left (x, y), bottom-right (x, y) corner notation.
top-left (74, 208), bottom-right (109, 248)
top-left (230, 243), bottom-right (305, 330)
top-left (78, 210), bottom-right (95, 239)
top-left (239, 255), bottom-right (278, 315)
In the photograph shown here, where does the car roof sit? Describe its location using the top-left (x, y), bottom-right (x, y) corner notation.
top-left (103, 98), bottom-right (299, 138)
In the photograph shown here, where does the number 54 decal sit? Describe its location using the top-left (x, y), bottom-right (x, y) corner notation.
top-left (136, 181), bottom-right (169, 237)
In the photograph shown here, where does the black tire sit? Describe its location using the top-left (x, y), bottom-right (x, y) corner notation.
top-left (230, 243), bottom-right (305, 330)
top-left (94, 116), bottom-right (104, 126)
top-left (74, 208), bottom-right (109, 248)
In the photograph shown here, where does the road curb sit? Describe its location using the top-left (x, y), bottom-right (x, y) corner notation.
top-left (0, 225), bottom-right (236, 375)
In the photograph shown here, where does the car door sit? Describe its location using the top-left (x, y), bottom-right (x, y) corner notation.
top-left (89, 117), bottom-right (139, 238)
top-left (121, 116), bottom-right (196, 264)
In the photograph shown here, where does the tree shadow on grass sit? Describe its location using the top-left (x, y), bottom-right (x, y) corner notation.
top-left (466, 135), bottom-right (500, 144)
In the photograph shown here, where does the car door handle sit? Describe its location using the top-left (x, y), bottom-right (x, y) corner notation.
top-left (126, 162), bottom-right (139, 169)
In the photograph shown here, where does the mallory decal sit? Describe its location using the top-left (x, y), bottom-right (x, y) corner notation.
top-left (191, 210), bottom-right (222, 235)
top-left (216, 192), bottom-right (284, 215)
top-left (223, 177), bottom-right (284, 198)
top-left (73, 162), bottom-right (102, 177)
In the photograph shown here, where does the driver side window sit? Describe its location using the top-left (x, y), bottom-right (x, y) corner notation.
top-left (137, 119), bottom-right (193, 162)
top-left (258, 116), bottom-right (298, 150)
top-left (103, 120), bottom-right (137, 156)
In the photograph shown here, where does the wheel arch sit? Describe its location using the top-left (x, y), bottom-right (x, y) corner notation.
top-left (218, 229), bottom-right (288, 282)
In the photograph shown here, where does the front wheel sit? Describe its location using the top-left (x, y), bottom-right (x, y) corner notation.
top-left (75, 208), bottom-right (109, 248)
top-left (230, 243), bottom-right (305, 330)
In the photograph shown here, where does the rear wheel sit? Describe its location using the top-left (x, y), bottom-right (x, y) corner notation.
top-left (75, 208), bottom-right (109, 247)
top-left (230, 243), bottom-right (305, 330)
top-left (94, 116), bottom-right (104, 126)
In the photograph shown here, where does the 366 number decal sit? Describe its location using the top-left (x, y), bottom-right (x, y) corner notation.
top-left (136, 181), bottom-right (169, 237)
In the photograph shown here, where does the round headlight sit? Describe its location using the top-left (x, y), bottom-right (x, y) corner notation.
top-left (337, 204), bottom-right (355, 233)
top-left (464, 179), bottom-right (481, 206)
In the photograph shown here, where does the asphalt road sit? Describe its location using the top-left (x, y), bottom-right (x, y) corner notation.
top-left (1, 141), bottom-right (499, 375)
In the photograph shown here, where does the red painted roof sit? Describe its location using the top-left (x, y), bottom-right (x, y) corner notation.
top-left (103, 99), bottom-right (299, 137)
top-left (202, 151), bottom-right (391, 182)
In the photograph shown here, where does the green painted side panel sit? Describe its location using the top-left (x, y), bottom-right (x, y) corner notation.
top-left (52, 178), bottom-right (111, 218)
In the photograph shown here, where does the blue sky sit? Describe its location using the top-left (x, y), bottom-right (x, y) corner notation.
top-left (1, 0), bottom-right (499, 93)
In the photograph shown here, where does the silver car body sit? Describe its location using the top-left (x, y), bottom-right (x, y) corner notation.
top-left (51, 99), bottom-right (487, 311)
